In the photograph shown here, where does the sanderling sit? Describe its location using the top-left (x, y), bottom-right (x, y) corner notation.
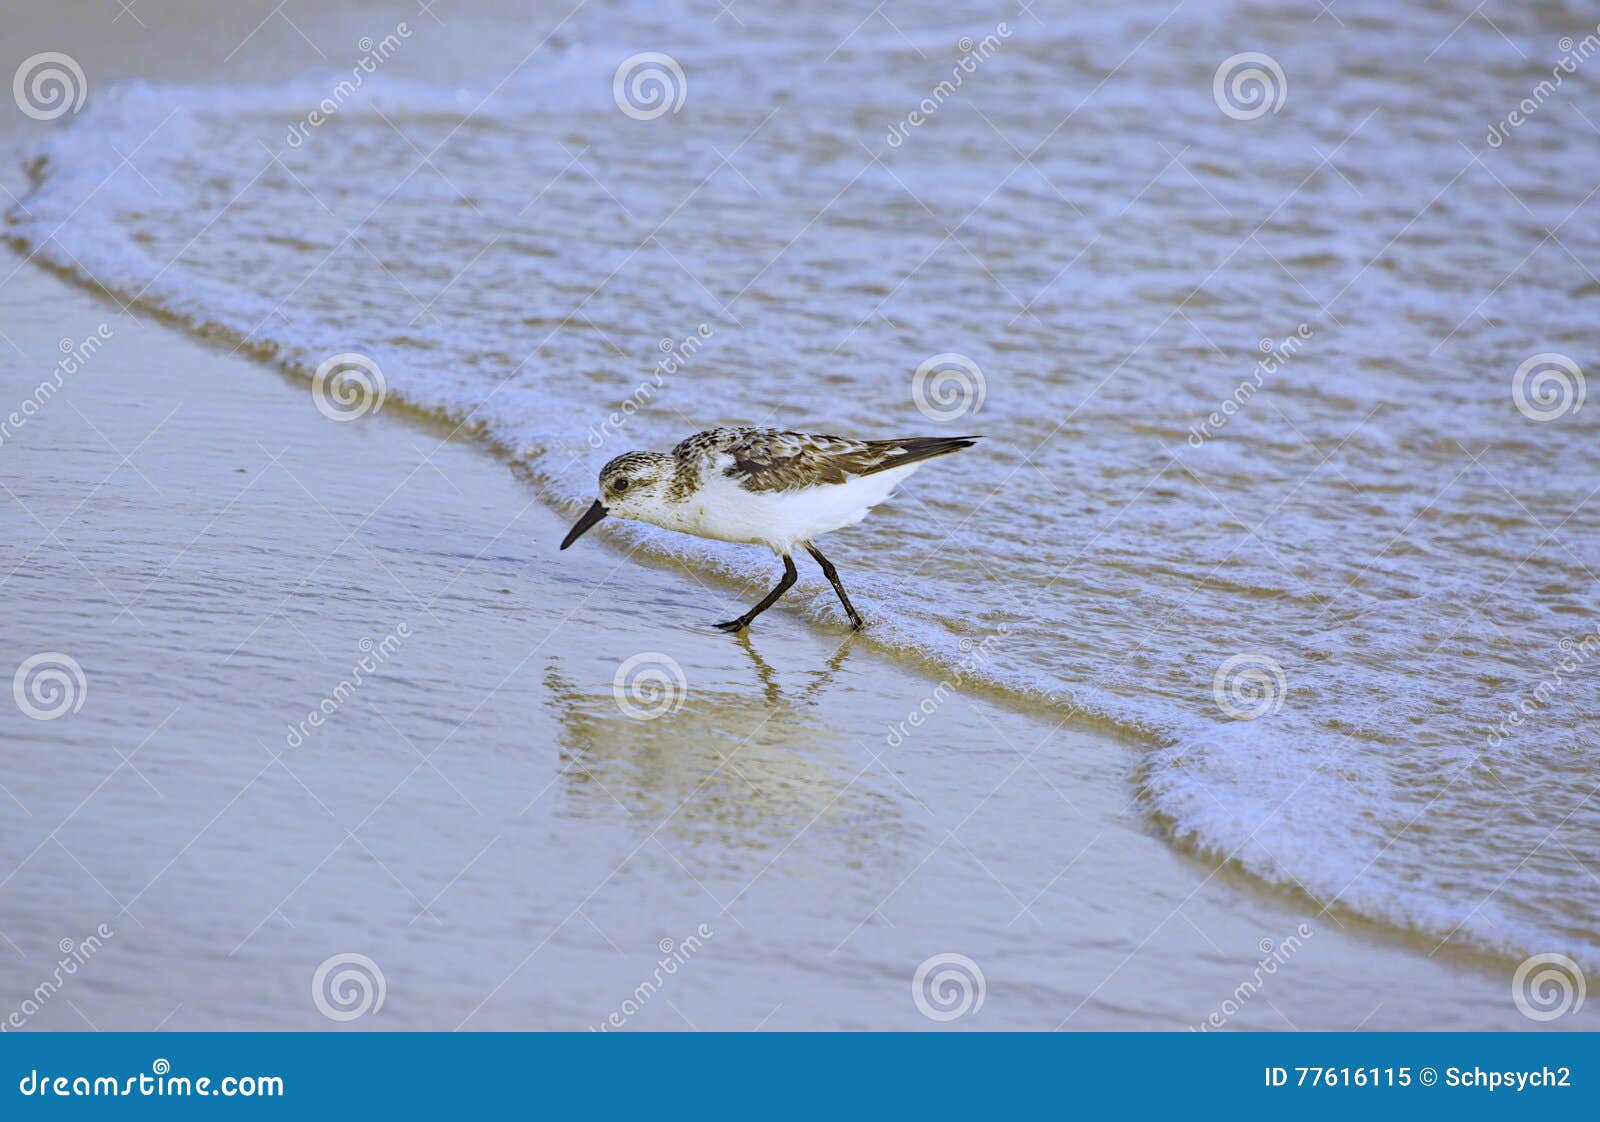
top-left (560, 427), bottom-right (978, 631)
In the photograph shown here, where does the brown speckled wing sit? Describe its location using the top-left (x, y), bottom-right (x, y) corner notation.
top-left (673, 428), bottom-right (977, 495)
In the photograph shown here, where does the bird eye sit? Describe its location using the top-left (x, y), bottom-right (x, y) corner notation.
top-left (613, 477), bottom-right (630, 493)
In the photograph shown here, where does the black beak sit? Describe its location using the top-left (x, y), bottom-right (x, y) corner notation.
top-left (559, 500), bottom-right (608, 550)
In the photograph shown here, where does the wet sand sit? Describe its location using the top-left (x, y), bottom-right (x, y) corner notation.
top-left (0, 256), bottom-right (1568, 1031)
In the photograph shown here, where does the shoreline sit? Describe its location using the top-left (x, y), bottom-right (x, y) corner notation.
top-left (0, 247), bottom-right (1573, 1030)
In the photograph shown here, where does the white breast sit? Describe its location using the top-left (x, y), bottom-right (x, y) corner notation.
top-left (666, 463), bottom-right (922, 553)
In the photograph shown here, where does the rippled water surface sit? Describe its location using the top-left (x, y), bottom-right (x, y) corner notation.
top-left (11, 0), bottom-right (1600, 966)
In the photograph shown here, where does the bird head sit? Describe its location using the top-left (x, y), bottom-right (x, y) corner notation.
top-left (559, 450), bottom-right (676, 548)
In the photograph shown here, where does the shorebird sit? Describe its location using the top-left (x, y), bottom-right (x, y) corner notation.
top-left (560, 427), bottom-right (978, 631)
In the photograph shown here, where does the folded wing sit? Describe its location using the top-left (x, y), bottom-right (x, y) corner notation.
top-left (677, 427), bottom-right (977, 494)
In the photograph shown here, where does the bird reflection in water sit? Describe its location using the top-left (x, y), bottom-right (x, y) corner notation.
top-left (539, 635), bottom-right (900, 853)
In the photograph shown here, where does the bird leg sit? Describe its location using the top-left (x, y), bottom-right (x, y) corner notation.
top-left (715, 554), bottom-right (798, 632)
top-left (805, 543), bottom-right (864, 630)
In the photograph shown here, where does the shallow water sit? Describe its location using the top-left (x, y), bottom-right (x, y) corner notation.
top-left (8, 0), bottom-right (1599, 970)
top-left (0, 259), bottom-right (1558, 1031)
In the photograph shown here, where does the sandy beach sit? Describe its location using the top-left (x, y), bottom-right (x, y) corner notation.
top-left (2, 0), bottom-right (1596, 1031)
top-left (0, 244), bottom-right (1572, 1031)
